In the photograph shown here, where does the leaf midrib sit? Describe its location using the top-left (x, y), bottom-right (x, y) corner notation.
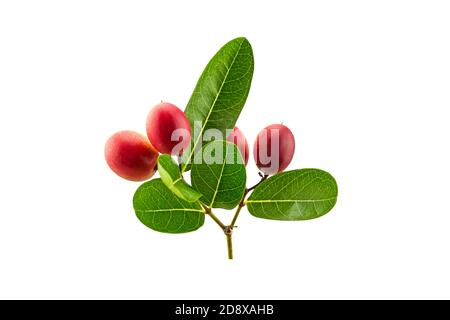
top-left (172, 177), bottom-right (183, 184)
top-left (182, 39), bottom-right (245, 172)
top-left (246, 197), bottom-right (337, 204)
top-left (136, 208), bottom-right (204, 213)
top-left (209, 156), bottom-right (227, 207)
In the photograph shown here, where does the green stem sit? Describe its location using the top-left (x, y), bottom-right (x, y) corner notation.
top-left (201, 203), bottom-right (226, 230)
top-left (226, 232), bottom-right (233, 259)
top-left (201, 173), bottom-right (268, 260)
top-left (201, 203), bottom-right (232, 259)
top-left (209, 210), bottom-right (226, 230)
top-left (230, 204), bottom-right (243, 229)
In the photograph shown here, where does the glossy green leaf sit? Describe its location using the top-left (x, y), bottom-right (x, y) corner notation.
top-left (157, 155), bottom-right (202, 202)
top-left (133, 179), bottom-right (204, 233)
top-left (191, 140), bottom-right (246, 209)
top-left (181, 37), bottom-right (254, 172)
top-left (246, 169), bottom-right (338, 221)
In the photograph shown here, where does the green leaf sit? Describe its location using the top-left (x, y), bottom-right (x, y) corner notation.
top-left (157, 155), bottom-right (202, 202)
top-left (133, 179), bottom-right (205, 233)
top-left (191, 140), bottom-right (246, 209)
top-left (181, 37), bottom-right (254, 172)
top-left (246, 169), bottom-right (338, 221)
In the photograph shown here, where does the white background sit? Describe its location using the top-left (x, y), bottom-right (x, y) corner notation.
top-left (1, 0), bottom-right (449, 299)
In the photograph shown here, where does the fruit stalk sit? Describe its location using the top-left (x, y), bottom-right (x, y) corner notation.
top-left (230, 173), bottom-right (268, 229)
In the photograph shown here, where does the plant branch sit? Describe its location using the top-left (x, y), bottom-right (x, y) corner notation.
top-left (230, 173), bottom-right (268, 229)
top-left (201, 173), bottom-right (269, 260)
top-left (201, 203), bottom-right (226, 231)
top-left (202, 204), bottom-right (234, 259)
top-left (230, 204), bottom-right (243, 229)
top-left (247, 173), bottom-right (269, 193)
top-left (226, 230), bottom-right (233, 260)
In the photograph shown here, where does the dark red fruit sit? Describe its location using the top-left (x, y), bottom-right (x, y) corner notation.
top-left (146, 102), bottom-right (191, 155)
top-left (105, 131), bottom-right (158, 181)
top-left (253, 124), bottom-right (295, 175)
top-left (227, 126), bottom-right (249, 165)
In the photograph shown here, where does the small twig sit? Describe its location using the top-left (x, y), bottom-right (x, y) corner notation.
top-left (230, 205), bottom-right (243, 229)
top-left (202, 173), bottom-right (269, 260)
top-left (201, 203), bottom-right (226, 231)
top-left (247, 173), bottom-right (269, 193)
top-left (177, 156), bottom-right (182, 171)
top-left (230, 173), bottom-right (268, 229)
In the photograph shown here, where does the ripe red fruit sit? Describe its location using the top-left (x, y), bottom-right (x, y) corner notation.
top-left (253, 124), bottom-right (295, 175)
top-left (105, 131), bottom-right (158, 181)
top-left (146, 102), bottom-right (191, 155)
top-left (227, 126), bottom-right (249, 165)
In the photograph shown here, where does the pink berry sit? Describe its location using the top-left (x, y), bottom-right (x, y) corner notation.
top-left (227, 126), bottom-right (249, 165)
top-left (146, 102), bottom-right (191, 155)
top-left (105, 131), bottom-right (158, 181)
top-left (253, 124), bottom-right (295, 175)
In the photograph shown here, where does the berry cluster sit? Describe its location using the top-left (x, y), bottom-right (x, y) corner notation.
top-left (105, 102), bottom-right (296, 180)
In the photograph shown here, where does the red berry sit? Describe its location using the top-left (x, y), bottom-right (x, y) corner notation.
top-left (253, 124), bottom-right (295, 175)
top-left (227, 126), bottom-right (249, 165)
top-left (105, 131), bottom-right (158, 181)
top-left (146, 102), bottom-right (191, 155)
